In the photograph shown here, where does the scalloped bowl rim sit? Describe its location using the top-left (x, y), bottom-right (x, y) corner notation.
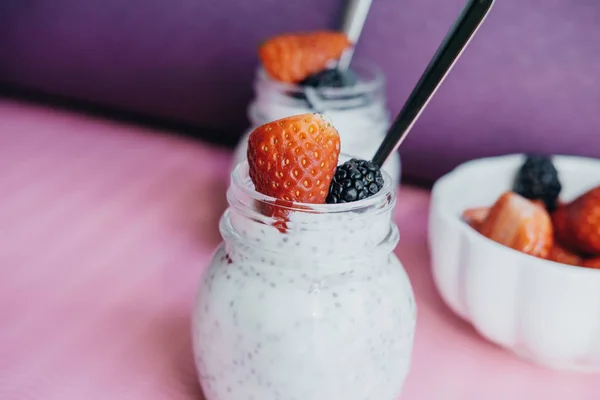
top-left (431, 154), bottom-right (600, 277)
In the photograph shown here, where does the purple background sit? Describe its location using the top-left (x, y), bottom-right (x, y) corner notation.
top-left (1, 0), bottom-right (599, 183)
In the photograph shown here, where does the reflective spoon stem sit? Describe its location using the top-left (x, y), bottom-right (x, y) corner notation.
top-left (337, 0), bottom-right (374, 71)
top-left (372, 0), bottom-right (495, 167)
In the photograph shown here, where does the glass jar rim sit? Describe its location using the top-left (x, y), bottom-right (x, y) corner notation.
top-left (256, 59), bottom-right (385, 98)
top-left (229, 154), bottom-right (395, 215)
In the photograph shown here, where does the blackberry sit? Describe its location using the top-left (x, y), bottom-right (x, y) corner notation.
top-left (326, 159), bottom-right (385, 204)
top-left (300, 69), bottom-right (359, 88)
top-left (512, 154), bottom-right (562, 211)
top-left (289, 69), bottom-right (359, 102)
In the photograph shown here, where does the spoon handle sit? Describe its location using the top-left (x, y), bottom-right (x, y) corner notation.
top-left (337, 0), bottom-right (374, 71)
top-left (372, 0), bottom-right (495, 167)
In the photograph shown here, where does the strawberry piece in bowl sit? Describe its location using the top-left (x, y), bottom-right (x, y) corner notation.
top-left (558, 186), bottom-right (600, 256)
top-left (582, 257), bottom-right (600, 269)
top-left (548, 243), bottom-right (583, 266)
top-left (477, 192), bottom-right (553, 259)
top-left (461, 206), bottom-right (489, 231)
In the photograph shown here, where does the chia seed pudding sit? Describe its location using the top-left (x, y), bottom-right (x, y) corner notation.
top-left (192, 162), bottom-right (416, 400)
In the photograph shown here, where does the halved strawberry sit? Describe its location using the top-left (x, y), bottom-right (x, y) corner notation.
top-left (462, 207), bottom-right (489, 231)
top-left (548, 243), bottom-right (582, 266)
top-left (560, 186), bottom-right (600, 256)
top-left (247, 113), bottom-right (340, 230)
top-left (247, 113), bottom-right (340, 229)
top-left (259, 31), bottom-right (352, 83)
top-left (582, 257), bottom-right (600, 269)
top-left (478, 192), bottom-right (553, 258)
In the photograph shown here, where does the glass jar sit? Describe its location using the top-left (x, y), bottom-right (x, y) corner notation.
top-left (232, 61), bottom-right (401, 188)
top-left (192, 157), bottom-right (416, 400)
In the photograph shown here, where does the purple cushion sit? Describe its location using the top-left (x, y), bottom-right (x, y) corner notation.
top-left (1, 0), bottom-right (599, 184)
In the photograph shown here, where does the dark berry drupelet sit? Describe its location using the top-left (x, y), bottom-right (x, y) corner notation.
top-left (326, 159), bottom-right (385, 204)
top-left (513, 154), bottom-right (562, 211)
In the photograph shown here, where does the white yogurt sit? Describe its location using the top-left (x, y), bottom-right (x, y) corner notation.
top-left (231, 62), bottom-right (402, 187)
top-left (192, 163), bottom-right (416, 400)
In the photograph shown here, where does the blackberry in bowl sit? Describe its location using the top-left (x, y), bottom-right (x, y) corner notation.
top-left (512, 154), bottom-right (562, 211)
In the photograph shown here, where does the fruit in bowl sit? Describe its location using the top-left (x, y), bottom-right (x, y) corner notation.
top-left (461, 155), bottom-right (600, 268)
top-left (429, 154), bottom-right (600, 371)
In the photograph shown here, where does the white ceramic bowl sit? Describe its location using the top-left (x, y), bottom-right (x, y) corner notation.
top-left (429, 154), bottom-right (600, 371)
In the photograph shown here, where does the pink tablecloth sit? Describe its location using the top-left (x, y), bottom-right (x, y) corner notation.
top-left (0, 99), bottom-right (598, 400)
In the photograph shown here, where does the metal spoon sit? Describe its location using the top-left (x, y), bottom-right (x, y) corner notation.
top-left (304, 0), bottom-right (373, 111)
top-left (337, 0), bottom-right (374, 71)
top-left (372, 0), bottom-right (495, 167)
